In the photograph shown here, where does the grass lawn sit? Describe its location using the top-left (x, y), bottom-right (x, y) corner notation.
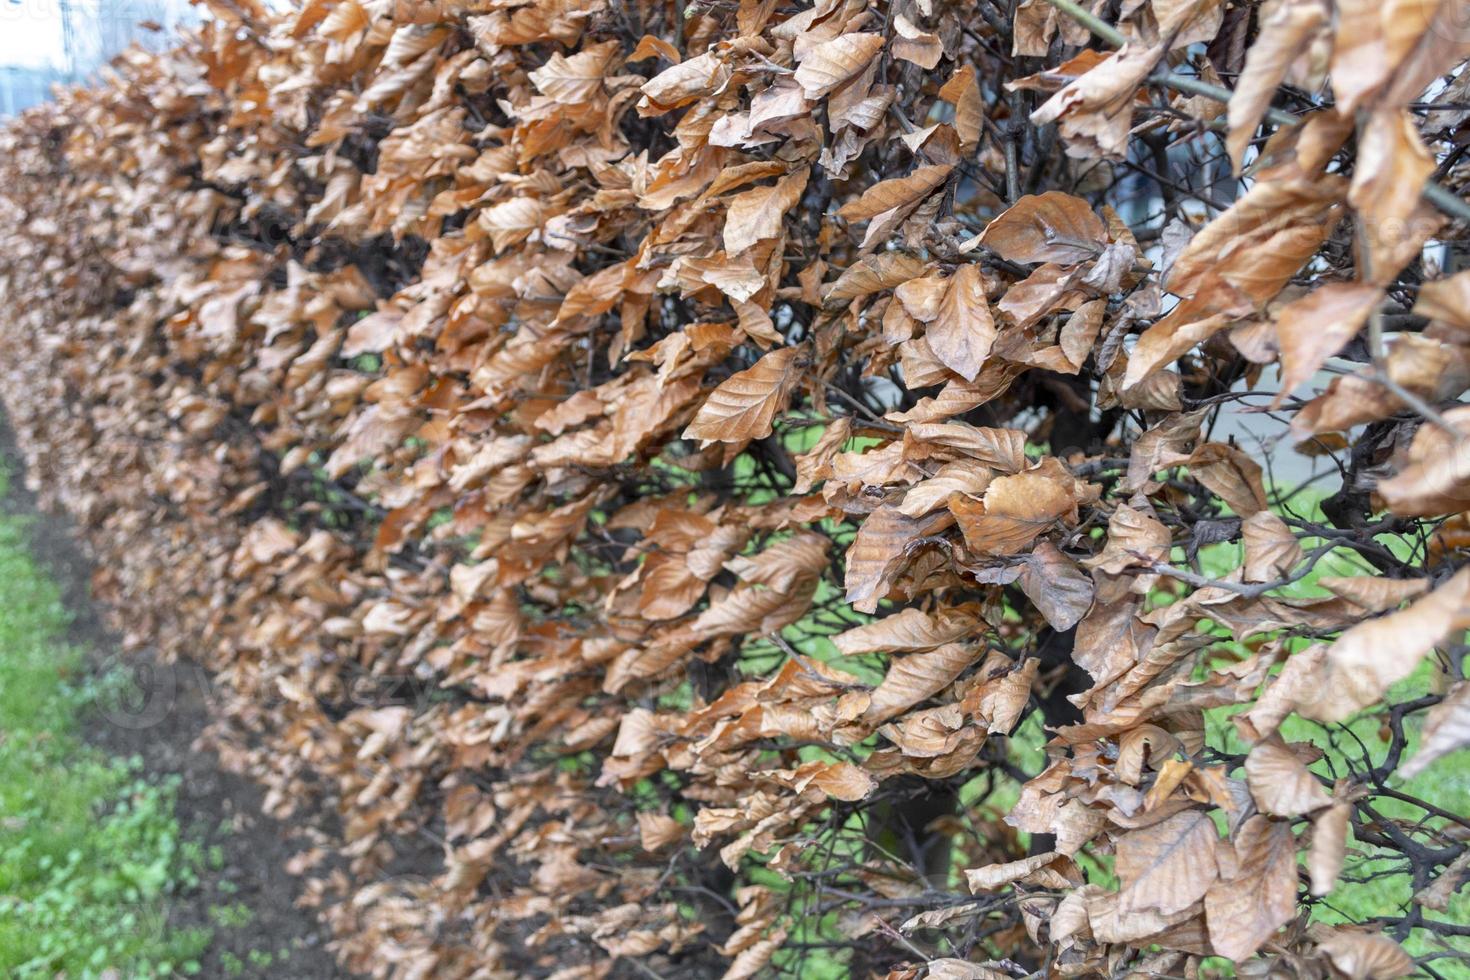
top-left (1192, 493), bottom-right (1470, 968)
top-left (0, 468), bottom-right (211, 979)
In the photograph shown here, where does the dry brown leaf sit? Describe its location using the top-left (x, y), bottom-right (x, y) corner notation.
top-left (1082, 503), bottom-right (1170, 575)
top-left (640, 51), bottom-right (732, 109)
top-left (977, 191), bottom-right (1108, 266)
top-left (1272, 283), bottom-right (1383, 405)
top-left (951, 468), bottom-right (1079, 556)
top-left (824, 251), bottom-right (930, 303)
top-left (1316, 929), bottom-right (1414, 979)
top-left (793, 416), bottom-right (853, 494)
top-left (1225, 0), bottom-right (1329, 170)
top-left (1242, 510), bottom-right (1305, 583)
top-left (1414, 269), bottom-right (1470, 331)
top-left (527, 40), bottom-right (618, 103)
top-left (1375, 405), bottom-right (1470, 516)
top-left (970, 656), bottom-right (1038, 734)
top-left (794, 33), bottom-right (886, 99)
top-left (924, 265), bottom-right (997, 382)
top-left (1167, 174), bottom-right (1346, 306)
top-left (832, 606), bottom-right (978, 655)
top-left (1017, 541), bottom-right (1094, 630)
top-left (1400, 680), bottom-right (1470, 779)
top-left (724, 170), bottom-right (810, 254)
top-left (1026, 43), bottom-right (1162, 160)
top-left (939, 66), bottom-right (983, 150)
top-left (1186, 442), bottom-right (1268, 517)
top-left (861, 642), bottom-right (985, 725)
top-left (844, 506), bottom-right (953, 613)
top-left (1349, 109), bottom-right (1439, 284)
top-left (638, 812), bottom-right (686, 851)
top-left (1415, 849), bottom-right (1470, 911)
top-left (1204, 815), bottom-right (1299, 960)
top-left (1309, 801), bottom-right (1350, 896)
top-left (683, 347), bottom-right (802, 447)
top-left (838, 164), bottom-right (953, 224)
top-left (924, 959), bottom-right (1010, 980)
top-left (892, 14), bottom-right (943, 69)
top-left (1115, 809), bottom-right (1219, 915)
top-left (1245, 737), bottom-right (1332, 816)
top-left (1302, 567), bottom-right (1470, 722)
top-left (965, 852), bottom-right (1059, 893)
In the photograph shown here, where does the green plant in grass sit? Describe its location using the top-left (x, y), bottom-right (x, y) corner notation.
top-left (0, 468), bottom-right (212, 979)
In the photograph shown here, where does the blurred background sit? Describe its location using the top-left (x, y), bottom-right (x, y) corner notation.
top-left (0, 0), bottom-right (198, 114)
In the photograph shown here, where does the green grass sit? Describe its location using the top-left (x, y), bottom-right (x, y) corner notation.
top-left (0, 468), bottom-right (211, 979)
top-left (1154, 488), bottom-right (1470, 966)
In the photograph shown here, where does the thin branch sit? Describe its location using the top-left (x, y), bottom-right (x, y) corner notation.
top-left (1037, 0), bottom-right (1470, 225)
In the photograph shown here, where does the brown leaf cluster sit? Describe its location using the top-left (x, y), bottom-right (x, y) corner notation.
top-left (0, 0), bottom-right (1467, 976)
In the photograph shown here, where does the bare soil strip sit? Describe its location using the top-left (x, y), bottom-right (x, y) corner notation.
top-left (0, 415), bottom-right (347, 980)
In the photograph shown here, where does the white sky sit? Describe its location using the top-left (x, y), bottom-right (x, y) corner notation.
top-left (0, 0), bottom-right (204, 73)
top-left (0, 0), bottom-right (68, 70)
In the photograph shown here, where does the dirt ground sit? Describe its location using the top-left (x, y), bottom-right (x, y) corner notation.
top-left (0, 416), bottom-right (349, 980)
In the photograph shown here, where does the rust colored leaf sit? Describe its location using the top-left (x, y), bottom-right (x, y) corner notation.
top-left (724, 170), bottom-right (810, 254)
top-left (1302, 567), bottom-right (1470, 722)
top-left (833, 606), bottom-right (979, 656)
top-left (861, 642), bottom-right (986, 725)
top-left (925, 265), bottom-right (997, 382)
top-left (951, 469), bottom-right (1079, 556)
top-left (683, 347), bottom-right (802, 447)
top-left (1316, 929), bottom-right (1414, 979)
top-left (1273, 283), bottom-right (1383, 405)
top-left (1309, 801), bottom-right (1350, 896)
top-left (1225, 0), bottom-right (1328, 170)
top-left (1242, 510), bottom-right (1304, 583)
top-left (977, 191), bottom-right (1108, 266)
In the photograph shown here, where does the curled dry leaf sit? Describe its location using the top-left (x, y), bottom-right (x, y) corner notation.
top-left (1414, 849), bottom-right (1470, 912)
top-left (838, 164), bottom-right (953, 224)
top-left (832, 605), bottom-right (978, 655)
top-left (724, 170), bottom-right (810, 254)
top-left (951, 465), bottom-right (1082, 555)
top-left (1375, 404), bottom-right (1470, 516)
top-left (860, 642), bottom-right (986, 725)
top-left (925, 265), bottom-right (997, 382)
top-left (794, 33), bottom-right (886, 99)
top-left (1271, 283), bottom-right (1383, 406)
top-left (1027, 43), bottom-right (1163, 160)
top-left (923, 959), bottom-right (1011, 980)
top-left (1242, 510), bottom-right (1304, 583)
top-left (964, 852), bottom-right (1059, 893)
top-left (1225, 0), bottom-right (1329, 170)
top-left (976, 191), bottom-right (1109, 266)
top-left (1016, 541), bottom-right (1093, 630)
top-left (1349, 109), bottom-right (1440, 283)
top-left (1315, 929), bottom-right (1414, 980)
top-left (1309, 801), bottom-right (1350, 897)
